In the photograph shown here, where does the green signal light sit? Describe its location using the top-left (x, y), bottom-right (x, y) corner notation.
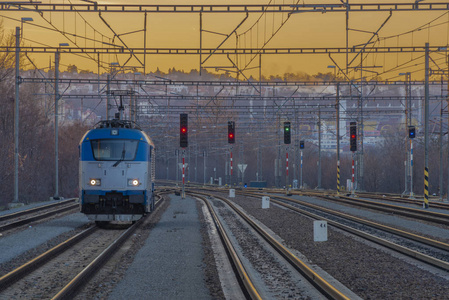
top-left (285, 127), bottom-right (289, 131)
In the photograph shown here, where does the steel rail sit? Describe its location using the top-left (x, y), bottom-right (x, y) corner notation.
top-left (354, 192), bottom-right (449, 210)
top-left (0, 226), bottom-right (97, 291)
top-left (0, 203), bottom-right (79, 233)
top-left (264, 189), bottom-right (449, 226)
top-left (335, 194), bottom-right (449, 225)
top-left (248, 191), bottom-right (449, 252)
top-left (189, 193), bottom-right (262, 300)
top-left (51, 193), bottom-right (163, 299)
top-left (0, 198), bottom-right (77, 222)
top-left (51, 222), bottom-right (140, 299)
top-left (190, 190), bottom-right (350, 300)
top-left (0, 193), bottom-right (163, 295)
top-left (241, 191), bottom-right (449, 271)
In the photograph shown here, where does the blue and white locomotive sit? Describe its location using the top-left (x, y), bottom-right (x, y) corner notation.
top-left (79, 119), bottom-right (155, 223)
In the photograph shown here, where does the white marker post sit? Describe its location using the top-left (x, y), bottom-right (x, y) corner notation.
top-left (313, 220), bottom-right (328, 242)
top-left (262, 196), bottom-right (270, 209)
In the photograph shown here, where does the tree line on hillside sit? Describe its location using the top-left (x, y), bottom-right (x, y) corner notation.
top-left (0, 68), bottom-right (89, 207)
top-left (0, 23), bottom-right (90, 207)
top-left (64, 63), bottom-right (346, 82)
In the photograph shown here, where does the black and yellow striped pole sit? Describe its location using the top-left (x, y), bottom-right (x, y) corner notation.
top-left (424, 43), bottom-right (430, 209)
top-left (336, 83), bottom-right (340, 196)
top-left (337, 161), bottom-right (340, 195)
top-left (424, 167), bottom-right (429, 208)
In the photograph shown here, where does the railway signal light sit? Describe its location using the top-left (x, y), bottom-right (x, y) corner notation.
top-left (228, 121), bottom-right (235, 144)
top-left (300, 140), bottom-right (304, 149)
top-left (284, 122), bottom-right (291, 144)
top-left (350, 122), bottom-right (357, 152)
top-left (409, 126), bottom-right (416, 139)
top-left (180, 113), bottom-right (188, 148)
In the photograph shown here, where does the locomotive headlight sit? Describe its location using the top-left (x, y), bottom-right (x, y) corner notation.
top-left (128, 179), bottom-right (140, 186)
top-left (89, 179), bottom-right (101, 186)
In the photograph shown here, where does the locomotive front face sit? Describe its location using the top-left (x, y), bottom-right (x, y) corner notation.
top-left (79, 127), bottom-right (153, 222)
top-left (87, 139), bottom-right (141, 189)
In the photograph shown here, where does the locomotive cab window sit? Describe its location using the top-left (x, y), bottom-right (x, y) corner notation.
top-left (91, 139), bottom-right (139, 161)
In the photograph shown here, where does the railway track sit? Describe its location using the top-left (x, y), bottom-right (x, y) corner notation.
top-left (0, 199), bottom-right (79, 233)
top-left (0, 226), bottom-right (98, 291)
top-left (190, 193), bottom-right (261, 300)
top-left (262, 189), bottom-right (449, 226)
top-left (291, 189), bottom-right (449, 210)
top-left (158, 180), bottom-right (449, 210)
top-left (354, 191), bottom-right (449, 210)
top-left (249, 191), bottom-right (449, 271)
top-left (190, 187), bottom-right (449, 298)
top-left (189, 190), bottom-right (352, 300)
top-left (191, 186), bottom-right (449, 226)
top-left (0, 224), bottom-right (135, 299)
top-left (0, 194), bottom-right (164, 299)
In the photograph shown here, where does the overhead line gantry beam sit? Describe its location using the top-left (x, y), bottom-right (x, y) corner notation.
top-left (4, 46), bottom-right (446, 55)
top-left (20, 77), bottom-right (446, 87)
top-left (1, 3), bottom-right (448, 13)
top-left (50, 94), bottom-right (445, 102)
top-left (139, 108), bottom-right (341, 114)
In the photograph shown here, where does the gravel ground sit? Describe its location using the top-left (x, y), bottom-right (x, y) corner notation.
top-left (289, 194), bottom-right (449, 241)
top-left (0, 212), bottom-right (90, 266)
top-left (229, 194), bottom-right (449, 299)
top-left (212, 198), bottom-right (325, 299)
top-left (1, 195), bottom-right (225, 300)
top-left (3, 192), bottom-right (448, 299)
top-left (74, 196), bottom-right (172, 300)
top-left (197, 201), bottom-right (227, 300)
top-left (1, 228), bottom-right (125, 299)
top-left (0, 199), bottom-right (73, 217)
top-left (107, 194), bottom-right (215, 300)
top-left (0, 223), bottom-right (91, 277)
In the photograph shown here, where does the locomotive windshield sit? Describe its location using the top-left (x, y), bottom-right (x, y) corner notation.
top-left (91, 139), bottom-right (139, 161)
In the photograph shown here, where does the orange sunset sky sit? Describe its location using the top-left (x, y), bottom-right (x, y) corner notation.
top-left (2, 0), bottom-right (449, 80)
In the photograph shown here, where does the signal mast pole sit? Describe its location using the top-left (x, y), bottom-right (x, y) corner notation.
top-left (286, 149), bottom-right (289, 194)
top-left (350, 122), bottom-right (357, 196)
top-left (230, 147), bottom-right (233, 186)
top-left (180, 113), bottom-right (188, 199)
top-left (182, 151), bottom-right (185, 198)
top-left (300, 149), bottom-right (303, 189)
top-left (228, 121), bottom-right (235, 187)
top-left (352, 156), bottom-right (355, 195)
top-left (283, 122), bottom-right (291, 194)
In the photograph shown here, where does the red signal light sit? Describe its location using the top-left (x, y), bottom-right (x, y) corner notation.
top-left (180, 113), bottom-right (188, 148)
top-left (228, 121), bottom-right (235, 144)
top-left (350, 121), bottom-right (357, 152)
